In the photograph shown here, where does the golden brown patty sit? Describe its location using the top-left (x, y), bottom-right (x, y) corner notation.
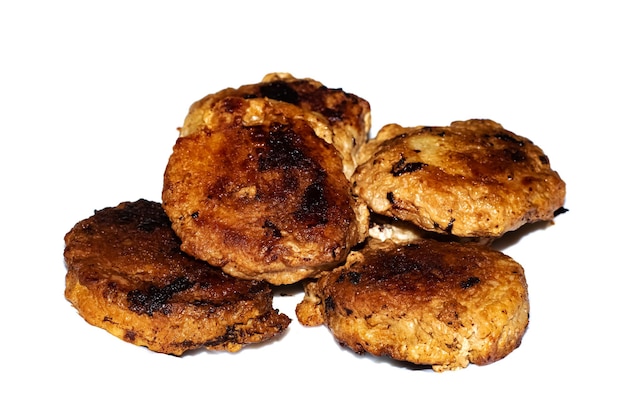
top-left (352, 119), bottom-right (566, 238)
top-left (296, 238), bottom-right (529, 371)
top-left (181, 72), bottom-right (371, 178)
top-left (163, 96), bottom-right (369, 285)
top-left (64, 199), bottom-right (291, 355)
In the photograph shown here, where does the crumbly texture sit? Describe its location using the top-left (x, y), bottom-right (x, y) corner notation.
top-left (163, 96), bottom-right (370, 285)
top-left (352, 119), bottom-right (566, 238)
top-left (296, 238), bottom-right (529, 371)
top-left (181, 72), bottom-right (371, 178)
top-left (64, 199), bottom-right (291, 355)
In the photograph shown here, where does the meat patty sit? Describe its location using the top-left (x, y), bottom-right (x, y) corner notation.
top-left (64, 199), bottom-right (291, 355)
top-left (352, 119), bottom-right (566, 238)
top-left (180, 72), bottom-right (371, 178)
top-left (296, 238), bottom-right (530, 371)
top-left (162, 96), bottom-right (370, 285)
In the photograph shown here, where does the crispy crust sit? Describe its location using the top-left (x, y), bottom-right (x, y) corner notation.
top-left (64, 199), bottom-right (290, 355)
top-left (163, 97), bottom-right (369, 285)
top-left (296, 239), bottom-right (529, 371)
top-left (352, 119), bottom-right (566, 238)
top-left (181, 72), bottom-right (371, 178)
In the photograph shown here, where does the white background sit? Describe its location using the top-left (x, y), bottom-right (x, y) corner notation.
top-left (1, 1), bottom-right (623, 416)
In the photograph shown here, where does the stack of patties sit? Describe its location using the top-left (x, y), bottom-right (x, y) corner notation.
top-left (64, 73), bottom-right (567, 370)
top-left (296, 118), bottom-right (566, 371)
top-left (64, 73), bottom-right (372, 354)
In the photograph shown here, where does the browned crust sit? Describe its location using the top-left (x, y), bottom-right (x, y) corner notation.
top-left (162, 97), bottom-right (369, 285)
top-left (296, 238), bottom-right (529, 371)
top-left (352, 119), bottom-right (566, 238)
top-left (181, 72), bottom-right (371, 178)
top-left (64, 199), bottom-right (290, 355)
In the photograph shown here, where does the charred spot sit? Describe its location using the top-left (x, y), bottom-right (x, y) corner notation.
top-left (345, 308), bottom-right (353, 316)
top-left (391, 156), bottom-right (427, 176)
top-left (205, 325), bottom-right (239, 347)
top-left (293, 181), bottom-right (329, 226)
top-left (256, 123), bottom-right (314, 172)
top-left (259, 80), bottom-right (300, 104)
top-left (348, 271), bottom-right (361, 284)
top-left (383, 252), bottom-right (423, 277)
top-left (127, 276), bottom-right (193, 316)
top-left (321, 107), bottom-right (344, 123)
top-left (386, 191), bottom-right (396, 204)
top-left (444, 219), bottom-right (455, 233)
top-left (124, 330), bottom-right (136, 342)
top-left (539, 154), bottom-right (550, 164)
top-left (494, 132), bottom-right (524, 146)
top-left (338, 270), bottom-right (361, 284)
top-left (509, 149), bottom-right (527, 163)
top-left (220, 97), bottom-right (245, 113)
top-left (191, 211), bottom-right (199, 219)
top-left (554, 206), bottom-right (569, 217)
top-left (460, 276), bottom-right (480, 289)
top-left (262, 219), bottom-right (282, 238)
top-left (137, 218), bottom-right (162, 233)
top-left (324, 296), bottom-right (335, 311)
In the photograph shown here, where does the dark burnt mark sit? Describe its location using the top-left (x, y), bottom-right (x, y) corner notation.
top-left (348, 271), bottom-right (361, 284)
top-left (460, 276), bottom-right (480, 289)
top-left (391, 155), bottom-right (427, 177)
top-left (256, 123), bottom-right (312, 172)
top-left (204, 325), bottom-right (238, 347)
top-left (221, 97), bottom-right (245, 113)
top-left (539, 154), bottom-right (549, 165)
top-left (384, 252), bottom-right (423, 277)
top-left (293, 181), bottom-right (329, 226)
top-left (509, 149), bottom-right (527, 163)
top-left (321, 107), bottom-right (344, 123)
top-left (554, 206), bottom-right (569, 217)
top-left (445, 219), bottom-right (455, 233)
top-left (137, 218), bottom-right (162, 233)
top-left (259, 80), bottom-right (300, 104)
top-left (420, 126), bottom-right (444, 136)
top-left (263, 219), bottom-right (282, 238)
top-left (124, 330), bottom-right (136, 342)
top-left (324, 295), bottom-right (335, 311)
top-left (386, 192), bottom-right (396, 204)
top-left (191, 211), bottom-right (199, 219)
top-left (127, 276), bottom-right (193, 316)
top-left (494, 132), bottom-right (524, 146)
top-left (345, 308), bottom-right (353, 316)
top-left (338, 270), bottom-right (361, 284)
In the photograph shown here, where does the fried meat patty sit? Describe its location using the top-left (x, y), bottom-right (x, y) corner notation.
top-left (64, 199), bottom-right (291, 355)
top-left (180, 72), bottom-right (371, 178)
top-left (296, 238), bottom-right (529, 371)
top-left (352, 119), bottom-right (566, 238)
top-left (162, 96), bottom-right (369, 285)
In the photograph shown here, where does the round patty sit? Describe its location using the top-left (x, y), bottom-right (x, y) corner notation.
top-left (352, 119), bottom-right (566, 238)
top-left (296, 238), bottom-right (530, 371)
top-left (64, 199), bottom-right (291, 355)
top-left (181, 72), bottom-right (371, 178)
top-left (163, 96), bottom-right (369, 285)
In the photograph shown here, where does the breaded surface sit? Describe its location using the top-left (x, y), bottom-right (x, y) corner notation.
top-left (64, 199), bottom-right (291, 355)
top-left (163, 96), bottom-right (369, 285)
top-left (181, 72), bottom-right (371, 178)
top-left (352, 119), bottom-right (566, 238)
top-left (296, 238), bottom-right (529, 371)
